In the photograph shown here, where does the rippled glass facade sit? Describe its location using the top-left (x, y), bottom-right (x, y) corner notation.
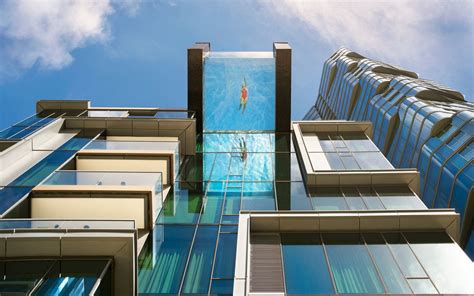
top-left (307, 48), bottom-right (474, 258)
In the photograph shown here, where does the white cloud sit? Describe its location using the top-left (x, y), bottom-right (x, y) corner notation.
top-left (265, 0), bottom-right (473, 86)
top-left (0, 0), bottom-right (140, 81)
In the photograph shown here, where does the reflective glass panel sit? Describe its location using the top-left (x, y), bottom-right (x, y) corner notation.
top-left (405, 232), bottom-right (474, 294)
top-left (182, 226), bottom-right (218, 294)
top-left (158, 185), bottom-right (203, 224)
top-left (383, 233), bottom-right (427, 278)
top-left (407, 279), bottom-right (438, 294)
top-left (311, 187), bottom-right (348, 210)
top-left (242, 182), bottom-right (275, 210)
top-left (213, 233), bottom-right (237, 278)
top-left (281, 233), bottom-right (334, 294)
top-left (342, 187), bottom-right (367, 210)
top-left (138, 225), bottom-right (195, 294)
top-left (323, 233), bottom-right (385, 294)
top-left (363, 233), bottom-right (411, 293)
top-left (353, 152), bottom-right (393, 170)
top-left (276, 182), bottom-right (311, 210)
top-left (210, 279), bottom-right (233, 296)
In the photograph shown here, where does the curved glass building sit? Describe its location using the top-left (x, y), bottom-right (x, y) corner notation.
top-left (305, 48), bottom-right (474, 259)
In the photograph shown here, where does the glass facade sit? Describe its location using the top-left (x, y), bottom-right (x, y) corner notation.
top-left (252, 231), bottom-right (473, 294)
top-left (0, 259), bottom-right (111, 295)
top-left (303, 132), bottom-right (394, 171)
top-left (137, 130), bottom-right (286, 294)
top-left (308, 48), bottom-right (474, 258)
top-left (310, 185), bottom-right (426, 211)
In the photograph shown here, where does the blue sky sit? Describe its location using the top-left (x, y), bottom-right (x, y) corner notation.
top-left (0, 0), bottom-right (473, 130)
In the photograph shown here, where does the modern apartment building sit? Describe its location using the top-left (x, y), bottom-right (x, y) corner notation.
top-left (305, 48), bottom-right (474, 260)
top-left (0, 43), bottom-right (472, 295)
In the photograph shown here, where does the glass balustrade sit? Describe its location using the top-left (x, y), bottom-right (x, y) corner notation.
top-left (0, 219), bottom-right (135, 231)
top-left (84, 140), bottom-right (180, 178)
top-left (41, 171), bottom-right (163, 209)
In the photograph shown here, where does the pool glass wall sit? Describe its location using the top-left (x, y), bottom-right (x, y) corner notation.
top-left (203, 52), bottom-right (275, 131)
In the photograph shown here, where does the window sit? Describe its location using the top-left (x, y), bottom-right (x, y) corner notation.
top-left (252, 231), bottom-right (472, 294)
top-left (304, 132), bottom-right (393, 171)
top-left (375, 186), bottom-right (426, 210)
top-left (311, 187), bottom-right (348, 210)
top-left (138, 225), bottom-right (195, 294)
top-left (281, 233), bottom-right (334, 294)
top-left (213, 233), bottom-right (237, 279)
top-left (309, 186), bottom-right (423, 211)
top-left (323, 233), bottom-right (385, 294)
top-left (405, 232), bottom-right (474, 294)
top-left (363, 233), bottom-right (412, 293)
top-left (182, 226), bottom-right (218, 293)
top-left (353, 151), bottom-right (393, 170)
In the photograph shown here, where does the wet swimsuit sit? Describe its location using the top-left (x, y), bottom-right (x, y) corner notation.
top-left (241, 87), bottom-right (248, 102)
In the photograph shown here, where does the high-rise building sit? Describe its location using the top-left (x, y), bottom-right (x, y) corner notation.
top-left (0, 43), bottom-right (472, 295)
top-left (305, 48), bottom-right (474, 260)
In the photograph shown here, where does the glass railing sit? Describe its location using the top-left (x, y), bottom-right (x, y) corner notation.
top-left (84, 139), bottom-right (179, 151)
top-left (41, 170), bottom-right (163, 209)
top-left (0, 111), bottom-right (60, 140)
top-left (0, 219), bottom-right (135, 231)
top-left (84, 140), bottom-right (180, 178)
top-left (154, 110), bottom-right (195, 119)
top-left (83, 109), bottom-right (195, 119)
top-left (0, 259), bottom-right (112, 295)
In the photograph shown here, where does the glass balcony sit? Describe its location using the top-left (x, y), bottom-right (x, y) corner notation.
top-left (84, 109), bottom-right (195, 119)
top-left (85, 139), bottom-right (179, 152)
top-left (84, 139), bottom-right (180, 179)
top-left (0, 259), bottom-right (112, 295)
top-left (0, 219), bottom-right (135, 231)
top-left (42, 170), bottom-right (162, 203)
top-left (0, 111), bottom-right (59, 140)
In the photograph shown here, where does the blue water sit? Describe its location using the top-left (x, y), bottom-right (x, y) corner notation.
top-left (138, 52), bottom-right (279, 295)
top-left (203, 52), bottom-right (275, 131)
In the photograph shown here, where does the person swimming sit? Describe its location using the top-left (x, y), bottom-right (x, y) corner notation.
top-left (239, 77), bottom-right (248, 113)
top-left (239, 137), bottom-right (247, 162)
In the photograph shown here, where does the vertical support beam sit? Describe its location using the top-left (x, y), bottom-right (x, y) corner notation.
top-left (460, 189), bottom-right (474, 247)
top-left (274, 42), bottom-right (292, 132)
top-left (187, 42), bottom-right (210, 134)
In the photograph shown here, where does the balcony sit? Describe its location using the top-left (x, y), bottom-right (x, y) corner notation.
top-left (31, 171), bottom-right (163, 230)
top-left (80, 138), bottom-right (179, 185)
top-left (292, 121), bottom-right (420, 192)
top-left (0, 219), bottom-right (136, 294)
top-left (86, 109), bottom-right (195, 119)
top-left (35, 100), bottom-right (197, 156)
top-left (85, 139), bottom-right (180, 152)
top-left (0, 218), bottom-right (135, 231)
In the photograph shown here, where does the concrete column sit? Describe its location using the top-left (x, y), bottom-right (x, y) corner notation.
top-left (274, 42), bottom-right (292, 132)
top-left (187, 42), bottom-right (210, 134)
